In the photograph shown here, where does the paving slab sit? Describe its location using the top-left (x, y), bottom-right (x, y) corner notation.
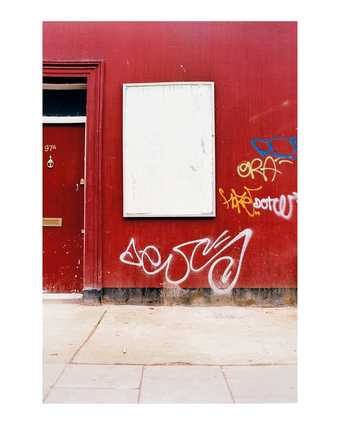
top-left (43, 302), bottom-right (297, 403)
top-left (45, 387), bottom-right (139, 403)
top-left (222, 365), bottom-right (297, 403)
top-left (43, 303), bottom-right (106, 364)
top-left (72, 305), bottom-right (296, 365)
top-left (56, 364), bottom-right (142, 389)
top-left (140, 366), bottom-right (232, 403)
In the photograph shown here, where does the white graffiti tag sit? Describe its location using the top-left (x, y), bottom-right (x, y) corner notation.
top-left (253, 192), bottom-right (298, 220)
top-left (119, 229), bottom-right (253, 295)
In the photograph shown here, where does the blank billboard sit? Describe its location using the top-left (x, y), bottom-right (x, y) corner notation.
top-left (122, 82), bottom-right (215, 217)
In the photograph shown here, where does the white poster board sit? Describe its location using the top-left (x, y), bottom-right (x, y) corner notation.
top-left (123, 82), bottom-right (215, 217)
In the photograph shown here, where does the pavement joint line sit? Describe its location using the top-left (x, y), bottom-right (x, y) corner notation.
top-left (137, 366), bottom-right (145, 404)
top-left (69, 309), bottom-right (108, 364)
top-left (220, 366), bottom-right (235, 403)
top-left (53, 386), bottom-right (140, 390)
top-left (69, 362), bottom-right (297, 367)
top-left (43, 365), bottom-right (68, 403)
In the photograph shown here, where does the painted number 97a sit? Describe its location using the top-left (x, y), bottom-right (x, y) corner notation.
top-left (44, 144), bottom-right (56, 152)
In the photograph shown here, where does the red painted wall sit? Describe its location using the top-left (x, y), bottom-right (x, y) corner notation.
top-left (43, 22), bottom-right (297, 290)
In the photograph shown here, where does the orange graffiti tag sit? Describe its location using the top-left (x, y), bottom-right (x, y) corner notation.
top-left (236, 156), bottom-right (293, 182)
top-left (218, 186), bottom-right (262, 218)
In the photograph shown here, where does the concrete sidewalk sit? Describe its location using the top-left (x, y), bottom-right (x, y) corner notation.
top-left (43, 299), bottom-right (297, 403)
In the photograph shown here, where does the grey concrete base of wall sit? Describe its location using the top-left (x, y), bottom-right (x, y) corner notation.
top-left (82, 289), bottom-right (102, 305)
top-left (97, 288), bottom-right (297, 307)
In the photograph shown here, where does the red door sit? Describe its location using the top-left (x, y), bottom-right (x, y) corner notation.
top-left (43, 124), bottom-right (85, 292)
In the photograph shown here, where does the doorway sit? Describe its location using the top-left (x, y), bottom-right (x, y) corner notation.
top-left (43, 80), bottom-right (86, 292)
top-left (43, 61), bottom-right (103, 299)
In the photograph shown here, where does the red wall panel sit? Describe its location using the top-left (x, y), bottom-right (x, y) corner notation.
top-left (43, 22), bottom-right (297, 290)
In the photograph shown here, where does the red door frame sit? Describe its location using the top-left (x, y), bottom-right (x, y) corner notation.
top-left (43, 60), bottom-right (104, 298)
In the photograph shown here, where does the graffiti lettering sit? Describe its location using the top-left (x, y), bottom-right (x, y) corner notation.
top-left (237, 156), bottom-right (293, 182)
top-left (253, 192), bottom-right (298, 220)
top-left (119, 229), bottom-right (253, 295)
top-left (250, 136), bottom-right (297, 160)
top-left (218, 186), bottom-right (262, 217)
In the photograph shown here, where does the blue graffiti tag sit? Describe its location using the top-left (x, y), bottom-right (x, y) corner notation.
top-left (250, 136), bottom-right (297, 160)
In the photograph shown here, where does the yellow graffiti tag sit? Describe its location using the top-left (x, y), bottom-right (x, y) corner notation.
top-left (236, 156), bottom-right (293, 182)
top-left (218, 186), bottom-right (262, 218)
